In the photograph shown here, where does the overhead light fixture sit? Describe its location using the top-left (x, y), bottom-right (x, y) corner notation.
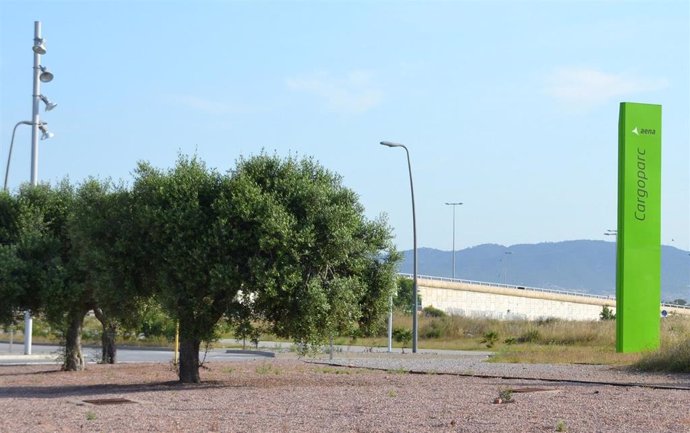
top-left (33, 38), bottom-right (46, 55)
top-left (39, 65), bottom-right (53, 82)
top-left (39, 95), bottom-right (57, 111)
top-left (38, 123), bottom-right (54, 140)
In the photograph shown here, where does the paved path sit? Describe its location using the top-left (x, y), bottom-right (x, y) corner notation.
top-left (0, 342), bottom-right (275, 365)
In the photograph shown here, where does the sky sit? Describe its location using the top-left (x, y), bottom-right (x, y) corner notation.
top-left (1, 0), bottom-right (688, 253)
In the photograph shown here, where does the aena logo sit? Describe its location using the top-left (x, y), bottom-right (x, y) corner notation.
top-left (632, 127), bottom-right (655, 136)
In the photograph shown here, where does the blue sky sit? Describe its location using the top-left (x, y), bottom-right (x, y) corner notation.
top-left (1, 0), bottom-right (688, 252)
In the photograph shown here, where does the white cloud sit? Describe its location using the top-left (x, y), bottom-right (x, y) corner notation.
top-left (286, 70), bottom-right (383, 114)
top-left (545, 67), bottom-right (668, 110)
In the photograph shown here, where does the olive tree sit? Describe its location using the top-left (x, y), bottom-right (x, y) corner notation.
top-left (68, 179), bottom-right (153, 363)
top-left (133, 154), bottom-right (399, 383)
top-left (11, 182), bottom-right (90, 370)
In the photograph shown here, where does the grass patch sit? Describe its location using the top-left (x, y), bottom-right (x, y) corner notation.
top-left (489, 344), bottom-right (643, 365)
top-left (632, 337), bottom-right (690, 373)
top-left (255, 362), bottom-right (281, 375)
top-left (314, 366), bottom-right (352, 375)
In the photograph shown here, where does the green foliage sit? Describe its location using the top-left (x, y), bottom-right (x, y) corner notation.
top-left (599, 305), bottom-right (616, 321)
top-left (255, 362), bottom-right (281, 375)
top-left (671, 299), bottom-right (687, 306)
top-left (392, 327), bottom-right (412, 349)
top-left (555, 419), bottom-right (568, 432)
top-left (394, 277), bottom-right (421, 314)
top-left (419, 316), bottom-right (455, 339)
top-left (131, 153), bottom-right (399, 381)
top-left (138, 303), bottom-right (176, 340)
top-left (1, 153), bottom-right (399, 381)
top-left (498, 387), bottom-right (514, 403)
top-left (481, 331), bottom-right (499, 348)
top-left (422, 305), bottom-right (446, 318)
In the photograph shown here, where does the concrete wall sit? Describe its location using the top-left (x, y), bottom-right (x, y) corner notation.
top-left (416, 278), bottom-right (689, 321)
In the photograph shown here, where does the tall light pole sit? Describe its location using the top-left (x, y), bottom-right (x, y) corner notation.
top-left (14, 21), bottom-right (56, 355)
top-left (380, 140), bottom-right (418, 353)
top-left (445, 202), bottom-right (462, 279)
top-left (31, 20), bottom-right (56, 186)
top-left (503, 251), bottom-right (512, 285)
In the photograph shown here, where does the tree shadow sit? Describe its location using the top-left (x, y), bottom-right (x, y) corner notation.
top-left (0, 379), bottom-right (237, 399)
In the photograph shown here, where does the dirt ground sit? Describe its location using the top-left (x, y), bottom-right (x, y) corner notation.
top-left (1, 359), bottom-right (689, 433)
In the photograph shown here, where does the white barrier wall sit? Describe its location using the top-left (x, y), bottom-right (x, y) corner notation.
top-left (417, 278), bottom-right (615, 321)
top-left (412, 277), bottom-right (689, 321)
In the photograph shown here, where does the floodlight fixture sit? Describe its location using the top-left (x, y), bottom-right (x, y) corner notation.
top-left (38, 123), bottom-right (54, 140)
top-left (33, 38), bottom-right (46, 54)
top-left (38, 65), bottom-right (53, 82)
top-left (39, 94), bottom-right (57, 111)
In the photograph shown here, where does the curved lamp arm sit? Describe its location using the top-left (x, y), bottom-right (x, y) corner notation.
top-left (4, 121), bottom-right (32, 191)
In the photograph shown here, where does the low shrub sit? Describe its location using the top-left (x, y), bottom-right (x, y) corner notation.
top-left (422, 305), bottom-right (446, 318)
top-left (633, 337), bottom-right (690, 373)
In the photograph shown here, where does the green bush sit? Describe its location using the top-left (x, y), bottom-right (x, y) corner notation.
top-left (481, 331), bottom-right (499, 348)
top-left (599, 305), bottom-right (616, 321)
top-left (419, 316), bottom-right (457, 339)
top-left (517, 329), bottom-right (541, 343)
top-left (392, 327), bottom-right (412, 348)
top-left (422, 305), bottom-right (446, 318)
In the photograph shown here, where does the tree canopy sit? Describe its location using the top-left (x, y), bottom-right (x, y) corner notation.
top-left (132, 154), bottom-right (399, 382)
top-left (1, 153), bottom-right (399, 382)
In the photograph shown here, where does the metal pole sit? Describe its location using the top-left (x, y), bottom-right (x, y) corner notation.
top-left (445, 202), bottom-right (462, 279)
top-left (504, 251), bottom-right (512, 285)
top-left (31, 21), bottom-right (41, 186)
top-left (452, 205), bottom-right (455, 279)
top-left (387, 294), bottom-right (392, 353)
top-left (23, 21), bottom-right (44, 355)
top-left (405, 146), bottom-right (418, 354)
top-left (380, 141), bottom-right (417, 353)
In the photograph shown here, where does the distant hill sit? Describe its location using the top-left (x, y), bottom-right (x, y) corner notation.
top-left (398, 240), bottom-right (690, 302)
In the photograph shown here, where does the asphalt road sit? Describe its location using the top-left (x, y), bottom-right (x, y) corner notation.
top-left (0, 342), bottom-right (275, 365)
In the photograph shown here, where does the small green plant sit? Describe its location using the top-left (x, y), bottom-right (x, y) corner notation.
top-left (498, 387), bottom-right (513, 403)
top-left (85, 410), bottom-right (97, 421)
top-left (555, 419), bottom-right (568, 432)
top-left (600, 305), bottom-right (616, 321)
top-left (255, 362), bottom-right (280, 375)
top-left (392, 327), bottom-right (412, 353)
top-left (481, 331), bottom-right (499, 348)
top-left (222, 367), bottom-right (235, 374)
top-left (387, 389), bottom-right (397, 397)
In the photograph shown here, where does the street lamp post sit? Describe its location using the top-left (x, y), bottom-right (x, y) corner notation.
top-left (380, 140), bottom-right (418, 353)
top-left (11, 20), bottom-right (57, 355)
top-left (503, 251), bottom-right (512, 285)
top-left (445, 202), bottom-right (463, 279)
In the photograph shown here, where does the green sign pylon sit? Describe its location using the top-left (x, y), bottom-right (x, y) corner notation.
top-left (616, 102), bottom-right (662, 353)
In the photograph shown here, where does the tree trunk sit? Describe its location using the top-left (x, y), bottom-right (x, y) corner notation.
top-left (93, 308), bottom-right (117, 364)
top-left (63, 309), bottom-right (87, 371)
top-left (178, 337), bottom-right (201, 383)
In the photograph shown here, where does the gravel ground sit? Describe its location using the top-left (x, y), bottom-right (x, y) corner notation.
top-left (1, 355), bottom-right (689, 433)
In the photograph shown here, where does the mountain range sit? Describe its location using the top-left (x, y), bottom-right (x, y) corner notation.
top-left (398, 240), bottom-right (690, 302)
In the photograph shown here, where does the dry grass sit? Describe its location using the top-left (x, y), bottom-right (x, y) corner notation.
top-left (633, 336), bottom-right (690, 373)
